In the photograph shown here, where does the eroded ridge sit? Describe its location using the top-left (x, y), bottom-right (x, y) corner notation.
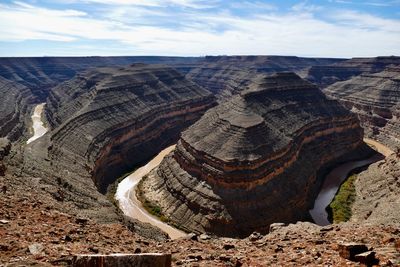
top-left (45, 64), bottom-right (216, 192)
top-left (140, 72), bottom-right (371, 237)
top-left (325, 66), bottom-right (400, 150)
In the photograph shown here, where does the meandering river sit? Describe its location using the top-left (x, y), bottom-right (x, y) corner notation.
top-left (115, 145), bottom-right (186, 240)
top-left (116, 136), bottom-right (394, 235)
top-left (309, 138), bottom-right (394, 225)
top-left (27, 103), bottom-right (48, 144)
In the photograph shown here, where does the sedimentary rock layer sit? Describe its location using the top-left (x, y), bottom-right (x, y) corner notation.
top-left (306, 56), bottom-right (400, 88)
top-left (141, 72), bottom-right (370, 237)
top-left (186, 56), bottom-right (344, 101)
top-left (351, 152), bottom-right (400, 225)
top-left (0, 56), bottom-right (201, 101)
top-left (324, 67), bottom-right (400, 150)
top-left (46, 64), bottom-right (215, 192)
top-left (0, 77), bottom-right (33, 140)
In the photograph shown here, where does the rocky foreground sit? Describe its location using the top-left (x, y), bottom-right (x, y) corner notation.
top-left (1, 171), bottom-right (399, 266)
top-left (140, 72), bottom-right (373, 237)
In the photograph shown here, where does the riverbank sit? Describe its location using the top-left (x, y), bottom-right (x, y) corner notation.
top-left (309, 138), bottom-right (392, 225)
top-left (115, 145), bottom-right (186, 240)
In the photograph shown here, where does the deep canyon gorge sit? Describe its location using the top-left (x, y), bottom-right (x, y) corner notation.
top-left (0, 55), bottom-right (400, 266)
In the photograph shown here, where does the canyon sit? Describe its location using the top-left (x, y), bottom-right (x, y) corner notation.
top-left (0, 55), bottom-right (399, 266)
top-left (324, 66), bottom-right (400, 149)
top-left (139, 72), bottom-right (372, 237)
top-left (45, 64), bottom-right (215, 193)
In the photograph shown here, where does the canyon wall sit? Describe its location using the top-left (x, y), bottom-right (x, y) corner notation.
top-left (0, 77), bottom-right (33, 140)
top-left (351, 152), bottom-right (400, 225)
top-left (186, 56), bottom-right (345, 101)
top-left (46, 64), bottom-right (215, 193)
top-left (0, 56), bottom-right (201, 101)
top-left (324, 67), bottom-right (400, 150)
top-left (140, 72), bottom-right (370, 237)
top-left (306, 56), bottom-right (400, 88)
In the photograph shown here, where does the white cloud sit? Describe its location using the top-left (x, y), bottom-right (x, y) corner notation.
top-left (0, 1), bottom-right (399, 57)
top-left (67, 0), bottom-right (219, 9)
top-left (291, 1), bottom-right (322, 12)
top-left (230, 1), bottom-right (277, 11)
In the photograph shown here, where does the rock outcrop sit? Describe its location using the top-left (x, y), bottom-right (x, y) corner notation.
top-left (324, 67), bottom-right (400, 150)
top-left (0, 138), bottom-right (11, 176)
top-left (140, 72), bottom-right (370, 237)
top-left (306, 56), bottom-right (400, 88)
top-left (0, 56), bottom-right (201, 101)
top-left (351, 152), bottom-right (400, 225)
top-left (0, 77), bottom-right (33, 140)
top-left (46, 64), bottom-right (215, 193)
top-left (186, 56), bottom-right (344, 101)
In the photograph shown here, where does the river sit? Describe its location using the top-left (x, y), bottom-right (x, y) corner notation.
top-left (116, 137), bottom-right (394, 235)
top-left (115, 145), bottom-right (186, 240)
top-left (309, 138), bottom-right (394, 225)
top-left (27, 103), bottom-right (48, 144)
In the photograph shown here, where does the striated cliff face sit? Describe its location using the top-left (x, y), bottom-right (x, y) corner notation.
top-left (324, 67), bottom-right (400, 150)
top-left (186, 56), bottom-right (344, 101)
top-left (140, 72), bottom-right (370, 237)
top-left (0, 77), bottom-right (33, 140)
top-left (46, 64), bottom-right (215, 193)
top-left (306, 56), bottom-right (400, 88)
top-left (351, 152), bottom-right (400, 225)
top-left (0, 56), bottom-right (201, 101)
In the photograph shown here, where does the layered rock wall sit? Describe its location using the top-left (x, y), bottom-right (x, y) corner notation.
top-left (324, 67), bottom-right (400, 150)
top-left (0, 77), bottom-right (33, 140)
top-left (306, 56), bottom-right (400, 88)
top-left (351, 152), bottom-right (400, 225)
top-left (46, 64), bottom-right (215, 192)
top-left (0, 56), bottom-right (202, 101)
top-left (140, 73), bottom-right (370, 237)
top-left (186, 56), bottom-right (344, 102)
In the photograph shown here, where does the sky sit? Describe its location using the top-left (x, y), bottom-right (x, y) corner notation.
top-left (0, 0), bottom-right (399, 57)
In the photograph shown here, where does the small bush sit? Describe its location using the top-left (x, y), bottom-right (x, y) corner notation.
top-left (327, 174), bottom-right (357, 223)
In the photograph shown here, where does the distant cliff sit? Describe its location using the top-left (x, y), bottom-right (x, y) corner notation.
top-left (0, 56), bottom-right (202, 101)
top-left (324, 66), bottom-right (400, 150)
top-left (306, 56), bottom-right (400, 88)
top-left (186, 56), bottom-right (344, 101)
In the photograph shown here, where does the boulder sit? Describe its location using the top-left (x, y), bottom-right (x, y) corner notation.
top-left (337, 243), bottom-right (369, 261)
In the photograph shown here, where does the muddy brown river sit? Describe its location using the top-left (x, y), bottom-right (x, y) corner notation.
top-left (115, 145), bottom-right (186, 239)
top-left (309, 138), bottom-right (393, 225)
top-left (27, 103), bottom-right (48, 144)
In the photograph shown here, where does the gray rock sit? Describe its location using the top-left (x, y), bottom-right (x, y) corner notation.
top-left (199, 233), bottom-right (211, 240)
top-left (28, 243), bottom-right (44, 255)
top-left (269, 223), bottom-right (287, 233)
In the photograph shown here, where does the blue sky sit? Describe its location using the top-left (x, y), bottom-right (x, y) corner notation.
top-left (0, 0), bottom-right (399, 57)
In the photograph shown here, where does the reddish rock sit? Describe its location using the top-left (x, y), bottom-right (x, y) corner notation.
top-left (72, 253), bottom-right (171, 267)
top-left (337, 243), bottom-right (368, 260)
